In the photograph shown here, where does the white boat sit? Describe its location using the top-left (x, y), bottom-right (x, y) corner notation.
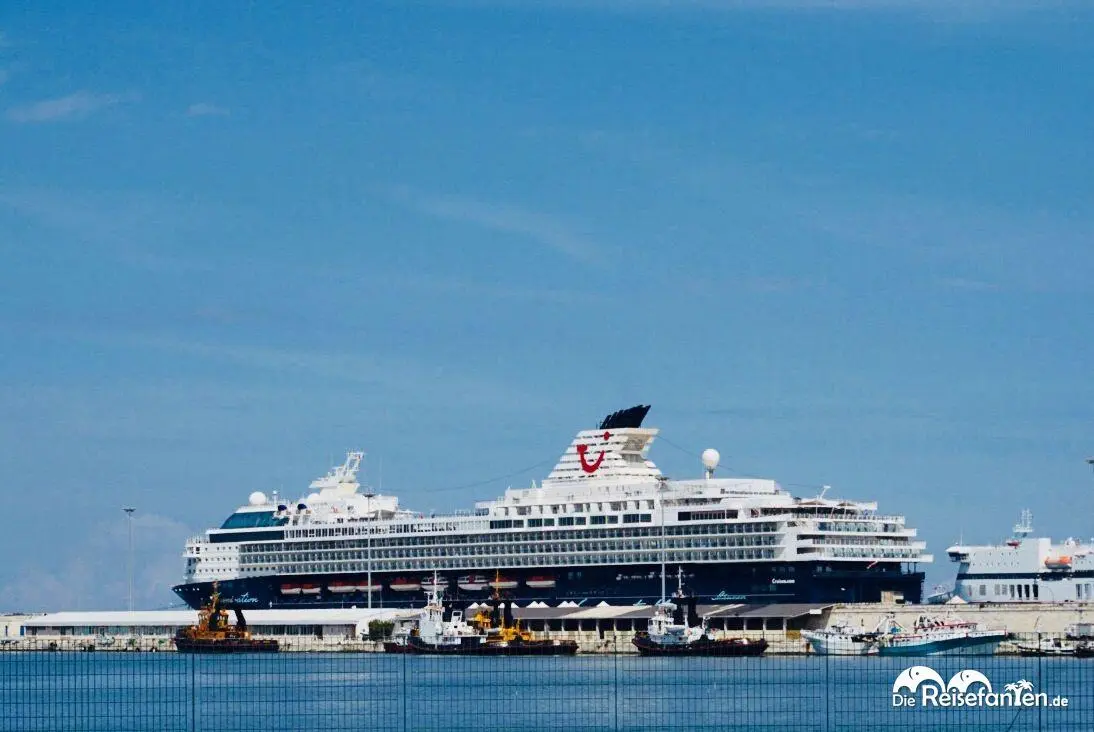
top-left (176, 404), bottom-right (932, 611)
top-left (947, 510), bottom-right (1094, 603)
top-left (488, 575), bottom-right (518, 590)
top-left (876, 614), bottom-right (1006, 656)
top-left (458, 575), bottom-right (489, 591)
top-left (327, 582), bottom-right (356, 594)
top-left (279, 584), bottom-right (302, 596)
top-left (801, 622), bottom-right (880, 656)
top-left (390, 578), bottom-right (422, 592)
top-left (356, 583), bottom-right (382, 593)
top-left (422, 575), bottom-right (449, 592)
top-left (1016, 637), bottom-right (1075, 657)
top-left (300, 584), bottom-right (320, 596)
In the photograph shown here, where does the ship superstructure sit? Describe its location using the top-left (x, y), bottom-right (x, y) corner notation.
top-left (174, 405), bottom-right (931, 609)
top-left (946, 510), bottom-right (1094, 603)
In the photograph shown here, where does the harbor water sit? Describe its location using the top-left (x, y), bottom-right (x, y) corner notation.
top-left (2, 650), bottom-right (1092, 731)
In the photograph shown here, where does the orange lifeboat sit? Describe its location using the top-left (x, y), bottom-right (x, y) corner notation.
top-left (1045, 555), bottom-right (1073, 570)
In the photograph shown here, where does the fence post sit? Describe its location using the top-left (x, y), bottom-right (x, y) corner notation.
top-left (613, 638), bottom-right (620, 732)
top-left (824, 652), bottom-right (830, 732)
top-left (189, 653), bottom-right (196, 732)
top-left (1037, 637), bottom-right (1043, 732)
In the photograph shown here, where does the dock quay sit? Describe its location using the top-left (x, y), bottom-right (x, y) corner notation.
top-left (5, 601), bottom-right (1094, 653)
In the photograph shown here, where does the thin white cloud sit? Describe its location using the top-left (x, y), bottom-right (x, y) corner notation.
top-left (186, 102), bottom-right (230, 117)
top-left (384, 186), bottom-right (598, 262)
top-left (441, 0), bottom-right (1080, 15)
top-left (6, 91), bottom-right (138, 123)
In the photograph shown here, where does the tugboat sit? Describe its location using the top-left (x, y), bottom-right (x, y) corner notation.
top-left (632, 567), bottom-right (767, 657)
top-left (384, 572), bottom-right (578, 656)
top-left (173, 582), bottom-right (279, 653)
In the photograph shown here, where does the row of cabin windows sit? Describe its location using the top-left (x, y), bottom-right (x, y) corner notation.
top-left (236, 547), bottom-right (781, 575)
top-left (238, 526), bottom-right (780, 560)
top-left (243, 522), bottom-right (780, 554)
top-left (239, 536), bottom-right (781, 568)
top-left (507, 500), bottom-right (657, 517)
top-left (979, 583), bottom-right (1040, 600)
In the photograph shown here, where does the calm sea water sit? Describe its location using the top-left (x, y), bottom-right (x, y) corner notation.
top-left (2, 652), bottom-right (1091, 731)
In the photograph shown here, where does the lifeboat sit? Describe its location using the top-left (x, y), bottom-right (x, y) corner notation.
top-left (421, 575), bottom-right (449, 592)
top-left (1046, 556), bottom-right (1073, 570)
top-left (280, 583), bottom-right (302, 595)
top-left (1006, 539), bottom-right (1020, 547)
top-left (525, 575), bottom-right (557, 589)
top-left (300, 583), bottom-right (321, 595)
top-left (328, 581), bottom-right (356, 594)
top-left (356, 582), bottom-right (382, 593)
top-left (457, 574), bottom-right (489, 591)
top-left (390, 578), bottom-right (422, 592)
top-left (489, 575), bottom-right (519, 590)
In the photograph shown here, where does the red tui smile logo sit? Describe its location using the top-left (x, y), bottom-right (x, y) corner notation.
top-left (576, 431), bottom-right (612, 473)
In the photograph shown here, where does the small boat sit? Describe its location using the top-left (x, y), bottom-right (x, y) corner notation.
top-left (876, 613), bottom-right (1006, 656)
top-left (525, 575), bottom-right (557, 589)
top-left (489, 573), bottom-right (518, 590)
top-left (458, 575), bottom-right (489, 591)
top-left (300, 584), bottom-right (321, 596)
top-left (1045, 555), bottom-right (1073, 570)
top-left (422, 575), bottom-right (449, 592)
top-left (801, 622), bottom-right (880, 656)
top-left (390, 578), bottom-right (422, 592)
top-left (174, 582), bottom-right (279, 654)
top-left (328, 581), bottom-right (356, 594)
top-left (356, 582), bottom-right (382, 593)
top-left (631, 567), bottom-right (767, 657)
top-left (1016, 637), bottom-right (1075, 657)
top-left (280, 583), bottom-right (301, 596)
top-left (385, 574), bottom-right (577, 656)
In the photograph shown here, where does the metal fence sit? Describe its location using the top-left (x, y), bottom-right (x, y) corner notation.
top-left (2, 636), bottom-right (1093, 731)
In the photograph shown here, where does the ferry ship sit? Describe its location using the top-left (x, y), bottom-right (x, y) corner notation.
top-left (173, 405), bottom-right (931, 610)
top-left (942, 510), bottom-right (1094, 603)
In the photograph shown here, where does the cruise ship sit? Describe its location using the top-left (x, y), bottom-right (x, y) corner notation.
top-left (173, 405), bottom-right (931, 610)
top-left (943, 510), bottom-right (1094, 603)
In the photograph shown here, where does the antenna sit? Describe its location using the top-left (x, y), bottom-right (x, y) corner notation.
top-left (1014, 509), bottom-right (1033, 538)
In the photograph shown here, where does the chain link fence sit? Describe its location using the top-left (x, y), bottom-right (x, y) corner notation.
top-left (2, 636), bottom-right (1092, 731)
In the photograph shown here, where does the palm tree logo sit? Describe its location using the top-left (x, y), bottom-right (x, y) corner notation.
top-left (1004, 680), bottom-right (1035, 695)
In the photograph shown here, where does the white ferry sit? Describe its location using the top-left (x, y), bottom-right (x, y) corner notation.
top-left (173, 405), bottom-right (932, 609)
top-left (943, 510), bottom-right (1094, 604)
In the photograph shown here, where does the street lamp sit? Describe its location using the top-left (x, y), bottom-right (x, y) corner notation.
top-left (123, 507), bottom-right (136, 612)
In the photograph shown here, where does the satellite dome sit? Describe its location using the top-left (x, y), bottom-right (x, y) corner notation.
top-left (248, 491), bottom-right (267, 506)
top-left (701, 448), bottom-right (721, 471)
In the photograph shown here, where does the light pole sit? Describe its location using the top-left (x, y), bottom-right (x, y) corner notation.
top-left (123, 507), bottom-right (135, 612)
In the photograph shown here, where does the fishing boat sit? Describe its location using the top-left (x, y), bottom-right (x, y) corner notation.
top-left (173, 582), bottom-right (279, 654)
top-left (875, 613), bottom-right (1006, 656)
top-left (631, 567), bottom-right (767, 657)
top-left (801, 622), bottom-right (880, 656)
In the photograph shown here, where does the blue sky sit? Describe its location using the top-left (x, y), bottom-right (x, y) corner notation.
top-left (1, 1), bottom-right (1092, 610)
